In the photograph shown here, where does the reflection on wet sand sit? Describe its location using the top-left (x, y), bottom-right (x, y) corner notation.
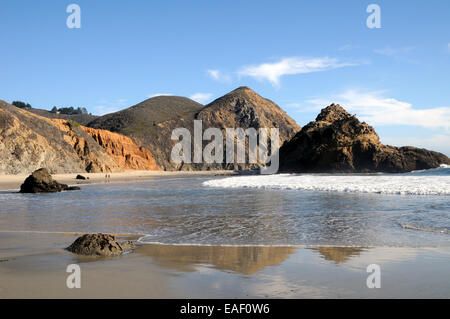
top-left (311, 247), bottom-right (368, 264)
top-left (136, 244), bottom-right (296, 274)
top-left (136, 244), bottom-right (371, 274)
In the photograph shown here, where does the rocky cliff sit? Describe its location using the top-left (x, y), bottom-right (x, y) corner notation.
top-left (81, 126), bottom-right (159, 171)
top-left (279, 104), bottom-right (450, 173)
top-left (87, 95), bottom-right (204, 170)
top-left (88, 87), bottom-right (301, 171)
top-left (194, 86), bottom-right (301, 171)
top-left (0, 100), bottom-right (159, 174)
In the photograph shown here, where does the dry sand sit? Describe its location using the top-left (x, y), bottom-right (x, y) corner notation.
top-left (0, 231), bottom-right (449, 298)
top-left (0, 170), bottom-right (235, 191)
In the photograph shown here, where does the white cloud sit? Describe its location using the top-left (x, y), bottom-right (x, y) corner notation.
top-left (305, 90), bottom-right (450, 156)
top-left (189, 93), bottom-right (213, 104)
top-left (381, 134), bottom-right (450, 157)
top-left (307, 89), bottom-right (450, 130)
top-left (147, 93), bottom-right (173, 98)
top-left (207, 69), bottom-right (220, 80)
top-left (238, 57), bottom-right (358, 86)
top-left (285, 102), bottom-right (302, 109)
top-left (93, 105), bottom-right (121, 116)
top-left (447, 43), bottom-right (450, 52)
top-left (373, 46), bottom-right (414, 56)
top-left (206, 69), bottom-right (231, 82)
top-left (338, 44), bottom-right (360, 51)
top-left (93, 98), bottom-right (128, 115)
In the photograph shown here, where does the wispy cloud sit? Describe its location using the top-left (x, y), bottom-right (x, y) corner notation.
top-left (374, 46), bottom-right (413, 56)
top-left (189, 93), bottom-right (213, 104)
top-left (307, 89), bottom-right (450, 130)
top-left (93, 98), bottom-right (128, 115)
top-left (447, 43), bottom-right (450, 52)
top-left (373, 46), bottom-right (415, 60)
top-left (206, 69), bottom-right (231, 82)
top-left (381, 134), bottom-right (450, 156)
top-left (238, 57), bottom-right (358, 86)
top-left (338, 44), bottom-right (360, 51)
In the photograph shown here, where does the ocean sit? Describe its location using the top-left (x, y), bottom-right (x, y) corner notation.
top-left (0, 166), bottom-right (449, 247)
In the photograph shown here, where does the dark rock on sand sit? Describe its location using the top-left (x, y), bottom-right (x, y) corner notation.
top-left (76, 174), bottom-right (86, 180)
top-left (66, 233), bottom-right (135, 257)
top-left (279, 104), bottom-right (450, 173)
top-left (20, 168), bottom-right (80, 193)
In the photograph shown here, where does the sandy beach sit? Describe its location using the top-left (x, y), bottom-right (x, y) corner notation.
top-left (1, 171), bottom-right (449, 298)
top-left (0, 231), bottom-right (449, 298)
top-left (0, 170), bottom-right (235, 191)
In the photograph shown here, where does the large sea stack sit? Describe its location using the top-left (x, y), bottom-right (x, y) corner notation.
top-left (279, 104), bottom-right (450, 173)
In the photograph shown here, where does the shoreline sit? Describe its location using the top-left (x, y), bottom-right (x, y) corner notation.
top-left (0, 230), bottom-right (448, 249)
top-left (0, 170), bottom-right (235, 191)
top-left (0, 231), bottom-right (449, 298)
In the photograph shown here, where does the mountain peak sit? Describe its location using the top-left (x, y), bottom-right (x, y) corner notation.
top-left (205, 86), bottom-right (263, 108)
top-left (227, 86), bottom-right (258, 97)
top-left (232, 86), bottom-right (252, 92)
top-left (315, 103), bottom-right (351, 123)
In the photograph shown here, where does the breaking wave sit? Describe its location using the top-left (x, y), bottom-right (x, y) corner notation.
top-left (203, 167), bottom-right (450, 195)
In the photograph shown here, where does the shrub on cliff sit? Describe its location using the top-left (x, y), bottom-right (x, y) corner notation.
top-left (12, 101), bottom-right (32, 109)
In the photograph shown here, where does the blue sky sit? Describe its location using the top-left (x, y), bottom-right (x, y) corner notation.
top-left (0, 0), bottom-right (449, 155)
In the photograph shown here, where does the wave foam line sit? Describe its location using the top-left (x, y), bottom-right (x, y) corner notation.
top-left (204, 174), bottom-right (450, 195)
top-left (401, 224), bottom-right (450, 234)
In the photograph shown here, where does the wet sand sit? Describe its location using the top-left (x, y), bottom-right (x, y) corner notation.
top-left (0, 231), bottom-right (449, 298)
top-left (0, 170), bottom-right (235, 191)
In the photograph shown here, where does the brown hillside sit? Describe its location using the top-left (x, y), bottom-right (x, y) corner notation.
top-left (0, 100), bottom-right (159, 174)
top-left (87, 95), bottom-right (204, 170)
top-left (87, 87), bottom-right (301, 171)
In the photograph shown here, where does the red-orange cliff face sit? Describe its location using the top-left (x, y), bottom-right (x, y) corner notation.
top-left (0, 100), bottom-right (160, 174)
top-left (80, 126), bottom-right (160, 171)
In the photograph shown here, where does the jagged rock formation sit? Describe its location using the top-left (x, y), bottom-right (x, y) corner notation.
top-left (279, 104), bottom-right (450, 173)
top-left (194, 87), bottom-right (300, 171)
top-left (88, 87), bottom-right (301, 171)
top-left (20, 168), bottom-right (80, 193)
top-left (66, 233), bottom-right (135, 257)
top-left (49, 119), bottom-right (124, 173)
top-left (0, 100), bottom-right (159, 174)
top-left (198, 87), bottom-right (299, 138)
top-left (81, 126), bottom-right (159, 171)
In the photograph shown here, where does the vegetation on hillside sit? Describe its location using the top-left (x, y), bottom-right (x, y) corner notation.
top-left (51, 106), bottom-right (89, 115)
top-left (12, 101), bottom-right (32, 109)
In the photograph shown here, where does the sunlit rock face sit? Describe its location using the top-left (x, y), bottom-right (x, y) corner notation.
top-left (0, 100), bottom-right (159, 174)
top-left (279, 103), bottom-right (450, 173)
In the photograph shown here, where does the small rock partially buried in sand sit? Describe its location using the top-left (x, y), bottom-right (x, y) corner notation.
top-left (76, 174), bottom-right (87, 180)
top-left (20, 168), bottom-right (81, 193)
top-left (66, 233), bottom-right (135, 257)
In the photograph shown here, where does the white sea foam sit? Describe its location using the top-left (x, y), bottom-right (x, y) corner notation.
top-left (203, 171), bottom-right (450, 195)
